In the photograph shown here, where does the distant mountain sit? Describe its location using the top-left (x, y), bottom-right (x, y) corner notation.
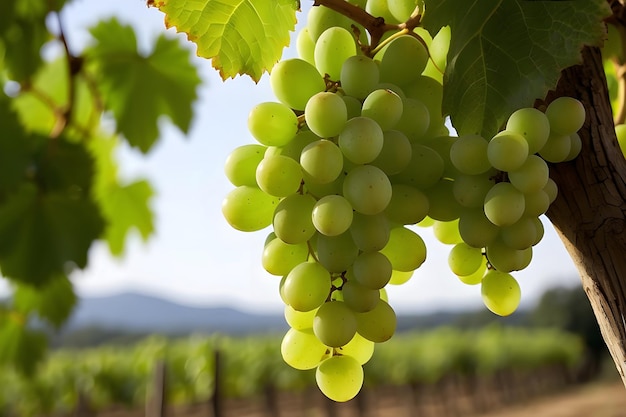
top-left (65, 292), bottom-right (288, 335)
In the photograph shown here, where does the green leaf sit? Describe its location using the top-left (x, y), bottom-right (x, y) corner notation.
top-left (13, 275), bottom-right (77, 329)
top-left (0, 99), bottom-right (32, 196)
top-left (422, 0), bottom-right (611, 138)
top-left (86, 18), bottom-right (201, 153)
top-left (0, 314), bottom-right (47, 376)
top-left (153, 0), bottom-right (298, 81)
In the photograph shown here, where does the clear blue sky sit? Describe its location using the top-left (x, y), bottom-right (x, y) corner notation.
top-left (0, 0), bottom-right (581, 314)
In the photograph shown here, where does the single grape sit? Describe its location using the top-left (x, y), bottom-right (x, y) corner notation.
top-left (380, 226), bottom-right (426, 272)
top-left (505, 107), bottom-right (550, 154)
top-left (222, 186), bottom-right (279, 232)
top-left (316, 231), bottom-right (360, 273)
top-left (305, 91), bottom-right (348, 138)
top-left (262, 236), bottom-right (309, 276)
top-left (314, 300), bottom-right (357, 347)
top-left (449, 134), bottom-right (491, 175)
top-left (296, 28), bottom-right (316, 65)
top-left (314, 27), bottom-right (357, 80)
top-left (355, 299), bottom-right (397, 342)
top-left (486, 239), bottom-right (529, 272)
top-left (300, 139), bottom-right (344, 184)
top-left (282, 328), bottom-right (329, 370)
top-left (341, 279), bottom-right (380, 312)
top-left (371, 130), bottom-right (413, 175)
top-left (256, 155), bottom-right (303, 197)
top-left (388, 0), bottom-right (423, 22)
top-left (543, 178), bottom-right (558, 204)
top-left (340, 55), bottom-right (380, 99)
top-left (275, 130), bottom-right (320, 161)
top-left (248, 102), bottom-right (298, 146)
top-left (453, 174), bottom-right (495, 208)
top-left (282, 261), bottom-right (331, 312)
top-left (500, 217), bottom-right (537, 250)
top-left (426, 178), bottom-right (463, 221)
top-left (545, 96), bottom-right (586, 135)
top-left (349, 212), bottom-right (391, 252)
top-left (448, 243), bottom-right (483, 277)
top-left (457, 257), bottom-right (487, 285)
top-left (271, 58), bottom-right (326, 111)
top-left (385, 183), bottom-right (429, 225)
top-left (565, 132), bottom-right (583, 161)
top-left (316, 355), bottom-right (364, 402)
top-left (224, 144), bottom-right (266, 187)
top-left (487, 130), bottom-right (529, 172)
top-left (312, 195), bottom-right (354, 237)
top-left (395, 98), bottom-right (430, 142)
top-left (342, 95), bottom-right (363, 119)
top-left (353, 251), bottom-right (392, 289)
top-left (484, 182), bottom-right (525, 227)
top-left (273, 193), bottom-right (317, 244)
top-left (523, 189), bottom-right (550, 217)
top-left (284, 305), bottom-right (317, 330)
top-left (376, 35), bottom-right (427, 87)
top-left (432, 218), bottom-right (463, 245)
top-left (391, 144), bottom-right (444, 189)
top-left (481, 270), bottom-right (521, 316)
top-left (538, 132), bottom-right (571, 163)
top-left (458, 208), bottom-right (499, 248)
top-left (338, 116), bottom-right (384, 164)
top-left (508, 155), bottom-right (549, 194)
top-left (343, 165), bottom-right (392, 215)
top-left (361, 89), bottom-right (404, 131)
top-left (336, 333), bottom-right (375, 365)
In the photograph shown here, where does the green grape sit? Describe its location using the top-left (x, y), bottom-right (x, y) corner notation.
top-left (343, 165), bottom-right (392, 215)
top-left (255, 155), bottom-right (303, 197)
top-left (531, 217), bottom-right (545, 246)
top-left (432, 218), bottom-right (462, 245)
top-left (388, 269), bottom-right (414, 285)
top-left (314, 27), bottom-right (357, 80)
top-left (484, 182), bottom-right (525, 227)
top-left (316, 355), bottom-right (364, 402)
top-left (380, 226), bottom-right (426, 271)
top-left (448, 243), bottom-right (483, 276)
top-left (417, 216), bottom-right (435, 228)
top-left (337, 333), bottom-right (375, 365)
top-left (450, 134), bottom-right (491, 175)
top-left (282, 328), bottom-right (329, 370)
top-left (305, 92), bottom-right (348, 138)
top-left (361, 89), bottom-right (404, 131)
top-left (341, 279), bottom-right (380, 312)
top-left (248, 102), bottom-right (298, 146)
top-left (505, 107), bottom-right (550, 154)
top-left (543, 178), bottom-right (558, 204)
top-left (481, 270), bottom-right (521, 316)
top-left (428, 25), bottom-right (450, 75)
top-left (304, 171), bottom-right (344, 198)
top-left (371, 130), bottom-right (413, 175)
top-left (523, 190), bottom-right (550, 217)
top-left (426, 178), bottom-right (463, 221)
top-left (316, 231), bottom-right (360, 273)
top-left (275, 130), bottom-right (320, 161)
top-left (376, 35), bottom-right (427, 87)
top-left (545, 96), bottom-right (586, 135)
top-left (284, 305), bottom-right (317, 330)
top-left (616, 124), bottom-right (626, 157)
top-left (395, 98), bottom-right (430, 142)
top-left (457, 257), bottom-right (487, 285)
top-left (538, 132), bottom-right (571, 163)
top-left (391, 144), bottom-right (444, 189)
top-left (271, 58), bottom-right (326, 111)
top-left (458, 208), bottom-right (499, 248)
top-left (508, 155), bottom-right (549, 194)
top-left (349, 212), bottom-right (391, 252)
top-left (565, 132), bottom-right (582, 161)
top-left (353, 251), bottom-right (392, 289)
top-left (486, 239), bottom-right (528, 272)
top-left (342, 95), bottom-right (363, 119)
top-left (222, 186), bottom-right (279, 232)
top-left (340, 55), bottom-right (380, 99)
top-left (388, 0), bottom-right (422, 22)
top-left (366, 0), bottom-right (400, 23)
top-left (385, 183), bottom-right (429, 225)
top-left (487, 130), bottom-right (529, 172)
top-left (297, 28), bottom-right (316, 65)
top-left (404, 76), bottom-right (445, 136)
top-left (500, 217), bottom-right (537, 250)
top-left (314, 301), bottom-right (357, 347)
top-left (300, 139), bottom-right (344, 184)
top-left (224, 144), bottom-right (266, 186)
top-left (453, 174), bottom-right (495, 208)
top-left (338, 116), bottom-right (384, 164)
top-left (263, 236), bottom-right (309, 276)
top-left (425, 135), bottom-right (462, 178)
top-left (355, 299), bottom-right (397, 342)
top-left (273, 194), bottom-right (317, 244)
top-left (283, 261), bottom-right (331, 311)
top-left (312, 195), bottom-right (354, 236)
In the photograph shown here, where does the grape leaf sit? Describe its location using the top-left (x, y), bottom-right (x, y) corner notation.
top-left (152, 0), bottom-right (298, 81)
top-left (0, 314), bottom-right (47, 375)
top-left (422, 0), bottom-right (611, 138)
top-left (13, 275), bottom-right (77, 329)
top-left (86, 18), bottom-right (201, 153)
top-left (0, 99), bottom-right (32, 196)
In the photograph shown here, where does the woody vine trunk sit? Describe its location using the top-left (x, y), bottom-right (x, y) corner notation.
top-left (543, 46), bottom-right (626, 387)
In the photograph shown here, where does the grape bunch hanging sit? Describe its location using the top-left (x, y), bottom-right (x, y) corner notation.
top-left (221, 2), bottom-right (585, 402)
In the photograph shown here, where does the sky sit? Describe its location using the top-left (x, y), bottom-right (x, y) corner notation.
top-left (0, 0), bottom-right (582, 314)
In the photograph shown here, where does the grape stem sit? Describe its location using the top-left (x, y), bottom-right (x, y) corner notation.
top-left (311, 0), bottom-right (422, 53)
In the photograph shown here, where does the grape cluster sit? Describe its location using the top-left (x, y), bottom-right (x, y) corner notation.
top-left (221, 1), bottom-right (585, 403)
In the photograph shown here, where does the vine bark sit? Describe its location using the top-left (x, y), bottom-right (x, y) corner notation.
top-left (542, 46), bottom-right (626, 387)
